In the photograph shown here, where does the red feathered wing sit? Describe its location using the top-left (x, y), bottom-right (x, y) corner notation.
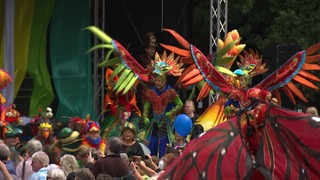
top-left (159, 104), bottom-right (320, 179)
top-left (159, 116), bottom-right (255, 179)
top-left (255, 43), bottom-right (320, 105)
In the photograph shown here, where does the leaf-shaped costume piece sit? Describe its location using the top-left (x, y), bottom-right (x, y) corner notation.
top-left (159, 105), bottom-right (320, 179)
top-left (86, 26), bottom-right (150, 95)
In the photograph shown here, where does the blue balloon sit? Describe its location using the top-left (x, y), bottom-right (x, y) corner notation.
top-left (174, 114), bottom-right (193, 137)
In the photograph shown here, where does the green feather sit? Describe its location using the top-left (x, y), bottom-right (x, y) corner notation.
top-left (215, 38), bottom-right (241, 59)
top-left (87, 44), bottom-right (113, 53)
top-left (85, 26), bottom-right (112, 43)
top-left (109, 64), bottom-right (125, 82)
top-left (215, 66), bottom-right (236, 77)
top-left (113, 69), bottom-right (131, 90)
top-left (115, 72), bottom-right (135, 94)
top-left (122, 76), bottom-right (138, 95)
top-left (98, 57), bottom-right (121, 67)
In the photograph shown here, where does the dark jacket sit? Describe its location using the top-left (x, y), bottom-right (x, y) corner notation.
top-left (90, 154), bottom-right (130, 178)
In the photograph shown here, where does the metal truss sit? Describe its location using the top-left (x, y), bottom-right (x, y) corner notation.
top-left (91, 0), bottom-right (106, 121)
top-left (209, 0), bottom-right (228, 105)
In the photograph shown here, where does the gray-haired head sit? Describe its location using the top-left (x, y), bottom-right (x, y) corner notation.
top-left (32, 151), bottom-right (49, 167)
top-left (60, 154), bottom-right (78, 176)
top-left (107, 136), bottom-right (122, 154)
top-left (0, 143), bottom-right (10, 162)
top-left (27, 139), bottom-right (43, 155)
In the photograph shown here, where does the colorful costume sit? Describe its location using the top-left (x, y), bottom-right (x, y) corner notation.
top-left (86, 27), bottom-right (184, 155)
top-left (0, 69), bottom-right (13, 139)
top-left (31, 107), bottom-right (55, 146)
top-left (54, 127), bottom-right (83, 156)
top-left (157, 29), bottom-right (320, 179)
top-left (81, 121), bottom-right (106, 154)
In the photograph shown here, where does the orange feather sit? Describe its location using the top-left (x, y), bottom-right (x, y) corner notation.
top-left (179, 68), bottom-right (201, 83)
top-left (160, 43), bottom-right (191, 57)
top-left (302, 63), bottom-right (320, 70)
top-left (182, 75), bottom-right (204, 87)
top-left (162, 28), bottom-right (190, 49)
top-left (293, 75), bottom-right (318, 89)
top-left (180, 57), bottom-right (194, 64)
top-left (286, 82), bottom-right (308, 102)
top-left (305, 54), bottom-right (320, 63)
top-left (197, 83), bottom-right (211, 101)
top-left (273, 89), bottom-right (282, 106)
top-left (306, 42), bottom-right (320, 55)
top-left (177, 64), bottom-right (196, 83)
top-left (280, 86), bottom-right (296, 105)
top-left (298, 70), bottom-right (320, 82)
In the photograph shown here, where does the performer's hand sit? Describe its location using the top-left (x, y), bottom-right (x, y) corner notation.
top-left (165, 112), bottom-right (173, 119)
top-left (143, 118), bottom-right (150, 125)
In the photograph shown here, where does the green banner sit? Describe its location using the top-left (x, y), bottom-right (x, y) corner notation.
top-left (27, 0), bottom-right (55, 116)
top-left (50, 0), bottom-right (97, 121)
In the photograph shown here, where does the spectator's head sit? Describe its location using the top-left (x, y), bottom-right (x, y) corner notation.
top-left (306, 106), bottom-right (318, 116)
top-left (107, 136), bottom-right (122, 154)
top-left (184, 100), bottom-right (196, 116)
top-left (96, 173), bottom-right (113, 180)
top-left (74, 168), bottom-right (95, 180)
top-left (31, 151), bottom-right (49, 172)
top-left (0, 143), bottom-right (10, 162)
top-left (27, 139), bottom-right (43, 156)
top-left (48, 168), bottom-right (66, 180)
top-left (190, 124), bottom-right (204, 140)
top-left (43, 145), bottom-right (60, 165)
top-left (60, 154), bottom-right (78, 176)
top-left (120, 153), bottom-right (129, 165)
top-left (163, 153), bottom-right (176, 170)
top-left (144, 32), bottom-right (158, 58)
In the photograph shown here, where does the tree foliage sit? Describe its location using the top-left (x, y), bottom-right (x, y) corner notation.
top-left (191, 0), bottom-right (320, 108)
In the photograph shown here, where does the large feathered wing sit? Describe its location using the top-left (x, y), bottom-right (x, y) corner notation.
top-left (161, 28), bottom-right (243, 101)
top-left (254, 43), bottom-right (320, 105)
top-left (159, 104), bottom-right (320, 179)
top-left (159, 115), bottom-right (255, 179)
top-left (256, 105), bottom-right (320, 179)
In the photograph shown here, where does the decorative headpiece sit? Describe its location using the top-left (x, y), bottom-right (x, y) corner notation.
top-left (31, 107), bottom-right (54, 135)
top-left (85, 121), bottom-right (100, 133)
top-left (237, 49), bottom-right (268, 78)
top-left (5, 124), bottom-right (23, 137)
top-left (56, 127), bottom-right (83, 155)
top-left (121, 121), bottom-right (137, 135)
top-left (152, 51), bottom-right (184, 77)
top-left (5, 104), bottom-right (22, 125)
top-left (144, 32), bottom-right (158, 47)
top-left (0, 69), bottom-right (12, 90)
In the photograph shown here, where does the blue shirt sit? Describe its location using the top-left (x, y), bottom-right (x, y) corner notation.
top-left (28, 167), bottom-right (48, 180)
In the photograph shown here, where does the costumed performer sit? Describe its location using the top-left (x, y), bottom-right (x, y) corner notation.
top-left (142, 51), bottom-right (184, 158)
top-left (30, 107), bottom-right (55, 146)
top-left (81, 120), bottom-right (106, 155)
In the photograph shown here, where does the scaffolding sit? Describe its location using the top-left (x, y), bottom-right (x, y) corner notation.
top-left (209, 0), bottom-right (228, 105)
top-left (92, 0), bottom-right (106, 121)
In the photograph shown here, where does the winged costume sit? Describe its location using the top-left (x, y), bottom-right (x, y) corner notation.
top-left (157, 29), bottom-right (320, 179)
top-left (86, 27), bottom-right (184, 156)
